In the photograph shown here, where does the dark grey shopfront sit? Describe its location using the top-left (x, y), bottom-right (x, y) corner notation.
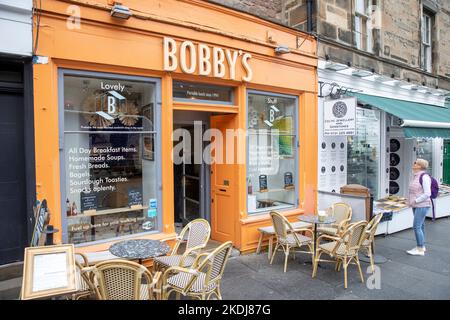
top-left (0, 59), bottom-right (35, 265)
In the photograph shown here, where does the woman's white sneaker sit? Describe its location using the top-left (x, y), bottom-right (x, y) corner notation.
top-left (407, 248), bottom-right (425, 256)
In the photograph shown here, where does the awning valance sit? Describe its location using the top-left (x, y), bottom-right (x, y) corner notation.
top-left (351, 93), bottom-right (450, 138)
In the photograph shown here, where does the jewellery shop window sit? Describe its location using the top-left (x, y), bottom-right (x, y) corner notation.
top-left (247, 92), bottom-right (298, 214)
top-left (62, 73), bottom-right (159, 244)
top-left (347, 107), bottom-right (381, 199)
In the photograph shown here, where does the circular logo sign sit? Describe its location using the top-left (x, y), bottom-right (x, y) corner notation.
top-left (332, 101), bottom-right (347, 118)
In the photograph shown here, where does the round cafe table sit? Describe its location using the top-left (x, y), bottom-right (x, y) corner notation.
top-left (109, 239), bottom-right (171, 264)
top-left (298, 215), bottom-right (336, 262)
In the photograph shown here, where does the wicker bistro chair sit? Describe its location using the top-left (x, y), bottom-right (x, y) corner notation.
top-left (360, 213), bottom-right (383, 273)
top-left (81, 260), bottom-right (162, 300)
top-left (269, 211), bottom-right (314, 273)
top-left (153, 219), bottom-right (211, 273)
top-left (69, 253), bottom-right (95, 300)
top-left (312, 220), bottom-right (368, 289)
top-left (317, 203), bottom-right (352, 237)
top-left (161, 241), bottom-right (233, 300)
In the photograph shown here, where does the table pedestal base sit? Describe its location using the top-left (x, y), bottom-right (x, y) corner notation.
top-left (358, 253), bottom-right (388, 264)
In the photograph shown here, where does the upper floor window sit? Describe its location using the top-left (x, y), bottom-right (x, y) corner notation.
top-left (354, 0), bottom-right (372, 53)
top-left (421, 11), bottom-right (433, 72)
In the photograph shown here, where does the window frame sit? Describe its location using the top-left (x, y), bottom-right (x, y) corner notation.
top-left (354, 0), bottom-right (373, 53)
top-left (347, 105), bottom-right (382, 199)
top-left (421, 11), bottom-right (433, 72)
top-left (246, 89), bottom-right (299, 215)
top-left (58, 69), bottom-right (163, 246)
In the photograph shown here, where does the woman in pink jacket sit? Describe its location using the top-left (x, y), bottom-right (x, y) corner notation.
top-left (407, 158), bottom-right (432, 256)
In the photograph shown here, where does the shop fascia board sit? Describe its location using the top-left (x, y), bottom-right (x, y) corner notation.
top-left (318, 68), bottom-right (446, 107)
top-left (40, 0), bottom-right (316, 60)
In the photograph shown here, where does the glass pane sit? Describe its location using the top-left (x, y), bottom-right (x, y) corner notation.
top-left (185, 176), bottom-right (200, 201)
top-left (355, 17), bottom-right (362, 49)
top-left (247, 93), bottom-right (297, 214)
top-left (173, 81), bottom-right (233, 103)
top-left (63, 74), bottom-right (158, 244)
top-left (416, 138), bottom-right (433, 174)
top-left (355, 0), bottom-right (367, 14)
top-left (347, 108), bottom-right (380, 198)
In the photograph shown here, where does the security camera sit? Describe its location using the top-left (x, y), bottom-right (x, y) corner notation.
top-left (274, 45), bottom-right (290, 55)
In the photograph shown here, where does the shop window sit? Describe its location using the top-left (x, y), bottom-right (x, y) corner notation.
top-left (347, 107), bottom-right (380, 198)
top-left (62, 73), bottom-right (160, 245)
top-left (416, 138), bottom-right (433, 174)
top-left (247, 92), bottom-right (298, 214)
top-left (173, 81), bottom-right (234, 104)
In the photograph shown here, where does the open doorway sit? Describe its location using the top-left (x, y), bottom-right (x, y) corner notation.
top-left (173, 111), bottom-right (211, 232)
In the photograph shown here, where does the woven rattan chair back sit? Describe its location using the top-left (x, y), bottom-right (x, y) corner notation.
top-left (93, 260), bottom-right (151, 300)
top-left (208, 241), bottom-right (233, 283)
top-left (270, 211), bottom-right (291, 244)
top-left (331, 203), bottom-right (352, 224)
top-left (161, 241), bottom-right (233, 300)
top-left (185, 219), bottom-right (211, 251)
top-left (343, 221), bottom-right (368, 253)
top-left (195, 241), bottom-right (233, 291)
top-left (366, 213), bottom-right (383, 241)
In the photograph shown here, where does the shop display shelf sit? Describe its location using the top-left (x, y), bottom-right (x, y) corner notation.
top-left (386, 207), bottom-right (414, 234)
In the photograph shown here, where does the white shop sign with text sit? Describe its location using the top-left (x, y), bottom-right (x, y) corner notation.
top-left (323, 97), bottom-right (356, 136)
top-left (163, 37), bottom-right (253, 82)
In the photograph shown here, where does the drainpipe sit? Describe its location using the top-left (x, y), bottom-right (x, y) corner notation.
top-left (307, 0), bottom-right (313, 32)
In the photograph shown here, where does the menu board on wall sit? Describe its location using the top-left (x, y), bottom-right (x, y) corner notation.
top-left (128, 188), bottom-right (143, 207)
top-left (80, 192), bottom-right (97, 212)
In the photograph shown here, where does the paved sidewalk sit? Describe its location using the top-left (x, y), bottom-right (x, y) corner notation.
top-left (220, 217), bottom-right (450, 300)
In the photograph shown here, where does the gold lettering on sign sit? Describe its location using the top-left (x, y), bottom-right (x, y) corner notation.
top-left (163, 37), bottom-right (253, 81)
top-left (213, 47), bottom-right (226, 78)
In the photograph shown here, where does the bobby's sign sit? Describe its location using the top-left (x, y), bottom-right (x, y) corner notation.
top-left (163, 37), bottom-right (252, 81)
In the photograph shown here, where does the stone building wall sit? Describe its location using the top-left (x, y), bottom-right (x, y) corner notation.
top-left (209, 0), bottom-right (450, 90)
top-left (280, 0), bottom-right (450, 90)
top-left (435, 0), bottom-right (450, 80)
top-left (208, 0), bottom-right (282, 23)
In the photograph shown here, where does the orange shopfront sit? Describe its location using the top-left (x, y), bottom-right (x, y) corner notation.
top-left (33, 0), bottom-right (318, 255)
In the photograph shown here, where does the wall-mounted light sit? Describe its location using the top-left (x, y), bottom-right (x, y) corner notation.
top-left (274, 45), bottom-right (290, 55)
top-left (111, 3), bottom-right (132, 19)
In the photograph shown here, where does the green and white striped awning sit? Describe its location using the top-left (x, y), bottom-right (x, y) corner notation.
top-left (351, 93), bottom-right (450, 138)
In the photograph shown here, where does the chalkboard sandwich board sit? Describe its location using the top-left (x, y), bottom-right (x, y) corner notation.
top-left (81, 192), bottom-right (97, 215)
top-left (259, 175), bottom-right (268, 193)
top-left (128, 188), bottom-right (143, 209)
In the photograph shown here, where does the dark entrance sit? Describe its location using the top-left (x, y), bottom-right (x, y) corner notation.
top-left (0, 60), bottom-right (35, 265)
top-left (173, 111), bottom-right (211, 227)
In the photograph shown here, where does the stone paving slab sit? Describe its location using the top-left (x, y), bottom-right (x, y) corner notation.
top-left (221, 217), bottom-right (450, 300)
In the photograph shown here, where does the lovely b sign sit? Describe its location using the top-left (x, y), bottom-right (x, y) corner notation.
top-left (163, 37), bottom-right (253, 82)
